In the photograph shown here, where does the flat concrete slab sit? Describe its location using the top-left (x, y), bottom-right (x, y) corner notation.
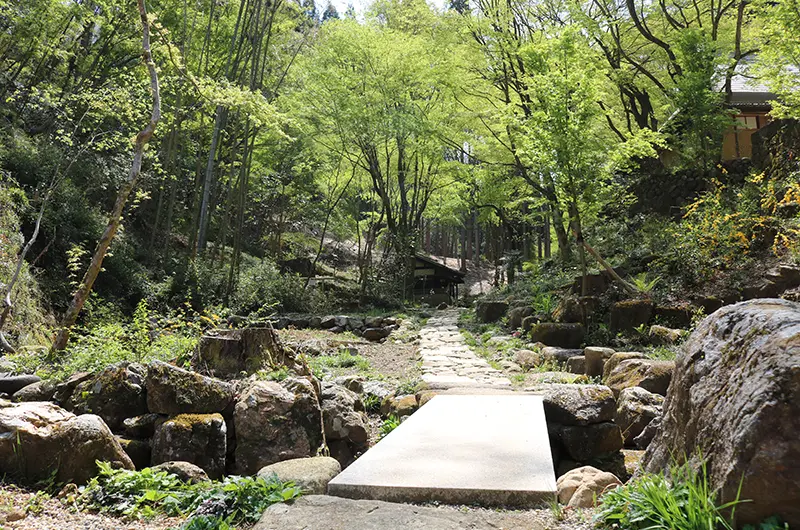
top-left (328, 395), bottom-right (557, 507)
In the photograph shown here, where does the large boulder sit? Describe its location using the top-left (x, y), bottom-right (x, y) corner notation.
top-left (529, 323), bottom-right (585, 349)
top-left (146, 360), bottom-right (233, 415)
top-left (257, 457), bottom-right (341, 495)
top-left (151, 413), bottom-right (227, 479)
top-left (534, 384), bottom-right (623, 462)
top-left (68, 362), bottom-right (148, 431)
top-left (615, 386), bottom-right (663, 445)
top-left (234, 378), bottom-right (323, 475)
top-left (643, 299), bottom-right (800, 527)
top-left (605, 358), bottom-right (674, 397)
top-left (320, 383), bottom-right (369, 446)
top-left (0, 375), bottom-right (41, 396)
top-left (476, 301), bottom-right (509, 323)
top-left (648, 325), bottom-right (687, 346)
top-left (584, 347), bottom-right (615, 378)
top-left (194, 327), bottom-right (308, 377)
top-left (602, 352), bottom-right (645, 380)
top-left (558, 422), bottom-right (624, 462)
top-left (539, 384), bottom-right (616, 425)
top-left (552, 297), bottom-right (584, 324)
top-left (12, 380), bottom-right (56, 402)
top-left (0, 400), bottom-right (133, 484)
top-left (609, 299), bottom-right (654, 333)
top-left (557, 466), bottom-right (622, 508)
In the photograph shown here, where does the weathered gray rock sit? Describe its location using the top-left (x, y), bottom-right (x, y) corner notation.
top-left (333, 376), bottom-right (364, 394)
top-left (123, 413), bottom-right (162, 439)
top-left (615, 386), bottom-right (663, 445)
top-left (257, 457), bottom-right (341, 494)
top-left (256, 495), bottom-right (544, 530)
top-left (648, 325), bottom-right (687, 346)
top-left (380, 394), bottom-right (417, 418)
top-left (566, 356), bottom-right (585, 375)
top-left (584, 347), bottom-right (615, 378)
top-left (609, 299), bottom-right (654, 333)
top-left (362, 381), bottom-right (393, 402)
top-left (553, 297), bottom-right (584, 324)
top-left (362, 328), bottom-right (390, 342)
top-left (634, 417), bottom-right (660, 449)
top-left (540, 347), bottom-right (583, 363)
top-left (0, 375), bottom-right (40, 396)
top-left (321, 383), bottom-right (369, 453)
top-left (530, 323), bottom-right (584, 349)
top-left (557, 466), bottom-right (621, 508)
top-left (320, 316), bottom-right (337, 329)
top-left (0, 400), bottom-right (133, 484)
top-left (644, 299), bottom-right (800, 527)
top-left (12, 380), bottom-right (56, 402)
top-left (194, 327), bottom-right (307, 377)
top-left (602, 352), bottom-right (646, 381)
top-left (234, 378), bottom-right (323, 475)
top-left (513, 349), bottom-right (543, 370)
top-left (117, 437), bottom-right (151, 469)
top-left (507, 307), bottom-right (534, 329)
top-left (558, 422), bottom-right (624, 461)
top-left (68, 362), bottom-right (147, 431)
top-left (476, 301), bottom-right (509, 323)
top-left (538, 384), bottom-right (616, 426)
top-left (152, 461), bottom-right (210, 483)
top-left (52, 372), bottom-right (93, 409)
top-left (605, 358), bottom-right (674, 397)
top-left (151, 413), bottom-right (226, 479)
top-left (523, 372), bottom-right (587, 385)
top-left (146, 360), bottom-right (233, 415)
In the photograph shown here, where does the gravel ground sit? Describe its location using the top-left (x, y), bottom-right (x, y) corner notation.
top-left (0, 485), bottom-right (186, 530)
top-left (278, 328), bottom-right (421, 383)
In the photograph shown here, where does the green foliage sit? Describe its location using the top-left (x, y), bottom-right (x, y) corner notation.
top-left (595, 460), bottom-right (743, 530)
top-left (80, 462), bottom-right (302, 525)
top-left (743, 516), bottom-right (790, 530)
top-left (308, 349), bottom-right (371, 377)
top-left (379, 414), bottom-right (401, 439)
top-left (631, 273), bottom-right (661, 294)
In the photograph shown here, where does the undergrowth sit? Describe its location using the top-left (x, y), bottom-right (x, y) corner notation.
top-left (595, 460), bottom-right (743, 529)
top-left (79, 462), bottom-right (302, 528)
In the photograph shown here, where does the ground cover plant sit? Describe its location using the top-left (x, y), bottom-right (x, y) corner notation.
top-left (78, 462), bottom-right (302, 528)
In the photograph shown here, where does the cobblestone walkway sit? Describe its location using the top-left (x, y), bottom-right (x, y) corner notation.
top-left (419, 310), bottom-right (512, 389)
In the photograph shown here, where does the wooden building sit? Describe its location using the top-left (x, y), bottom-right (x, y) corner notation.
top-left (722, 75), bottom-right (775, 160)
top-left (413, 254), bottom-right (466, 305)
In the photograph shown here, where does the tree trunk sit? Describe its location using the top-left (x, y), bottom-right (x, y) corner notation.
top-left (52, 0), bottom-right (161, 352)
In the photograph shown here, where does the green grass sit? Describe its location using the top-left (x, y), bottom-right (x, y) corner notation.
top-left (595, 460), bottom-right (743, 530)
top-left (379, 414), bottom-right (401, 439)
top-left (307, 349), bottom-right (371, 376)
top-left (646, 345), bottom-right (679, 361)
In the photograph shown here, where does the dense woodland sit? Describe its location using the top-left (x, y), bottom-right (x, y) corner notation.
top-left (1, 0), bottom-right (799, 362)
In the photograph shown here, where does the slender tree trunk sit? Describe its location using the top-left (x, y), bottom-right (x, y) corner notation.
top-left (52, 0), bottom-right (161, 352)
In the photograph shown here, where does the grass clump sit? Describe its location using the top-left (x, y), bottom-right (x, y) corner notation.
top-left (379, 414), bottom-right (401, 439)
top-left (79, 461), bottom-right (302, 526)
top-left (595, 460), bottom-right (743, 530)
top-left (307, 348), bottom-right (371, 377)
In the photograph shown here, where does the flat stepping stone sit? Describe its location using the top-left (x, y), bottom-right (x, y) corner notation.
top-left (256, 495), bottom-right (549, 530)
top-left (328, 395), bottom-right (556, 507)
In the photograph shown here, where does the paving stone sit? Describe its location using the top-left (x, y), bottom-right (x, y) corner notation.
top-left (328, 395), bottom-right (556, 507)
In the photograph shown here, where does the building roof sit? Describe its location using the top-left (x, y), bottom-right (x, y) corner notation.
top-left (415, 254), bottom-right (466, 283)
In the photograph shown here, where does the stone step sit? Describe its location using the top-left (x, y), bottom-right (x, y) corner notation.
top-left (327, 395), bottom-right (557, 507)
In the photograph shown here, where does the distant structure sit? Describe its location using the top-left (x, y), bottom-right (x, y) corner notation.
top-left (413, 254), bottom-right (466, 305)
top-left (722, 73), bottom-right (776, 160)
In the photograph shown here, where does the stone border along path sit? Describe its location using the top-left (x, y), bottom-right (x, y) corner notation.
top-left (419, 309), bottom-right (512, 389)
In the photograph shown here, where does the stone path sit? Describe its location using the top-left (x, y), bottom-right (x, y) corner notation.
top-left (419, 310), bottom-right (512, 389)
